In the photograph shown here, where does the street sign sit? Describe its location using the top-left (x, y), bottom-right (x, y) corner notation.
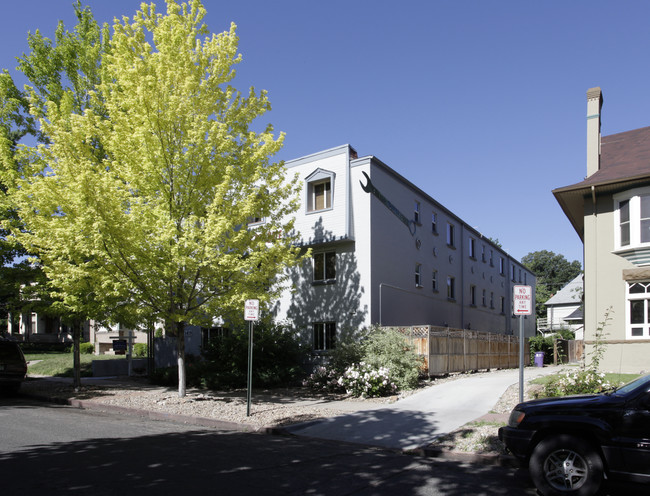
top-left (513, 285), bottom-right (532, 315)
top-left (244, 299), bottom-right (259, 321)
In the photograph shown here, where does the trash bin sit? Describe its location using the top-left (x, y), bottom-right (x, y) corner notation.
top-left (534, 351), bottom-right (545, 367)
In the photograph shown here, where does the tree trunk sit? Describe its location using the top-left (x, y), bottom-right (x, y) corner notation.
top-left (176, 321), bottom-right (186, 398)
top-left (73, 320), bottom-right (81, 392)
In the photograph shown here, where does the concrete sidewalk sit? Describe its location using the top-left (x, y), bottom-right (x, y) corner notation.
top-left (286, 365), bottom-right (563, 451)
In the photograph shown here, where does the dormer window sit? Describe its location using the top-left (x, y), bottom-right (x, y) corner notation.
top-left (306, 168), bottom-right (335, 213)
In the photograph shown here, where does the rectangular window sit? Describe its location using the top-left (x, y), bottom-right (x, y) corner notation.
top-left (511, 266), bottom-right (516, 282)
top-left (447, 223), bottom-right (455, 247)
top-left (313, 252), bottom-right (336, 282)
top-left (500, 296), bottom-right (505, 314)
top-left (499, 257), bottom-right (504, 275)
top-left (469, 238), bottom-right (475, 259)
top-left (490, 250), bottom-right (494, 267)
top-left (470, 285), bottom-right (476, 305)
top-left (309, 180), bottom-right (331, 212)
top-left (627, 282), bottom-right (650, 339)
top-left (481, 245), bottom-right (486, 263)
top-left (641, 196), bottom-right (650, 243)
top-left (482, 289), bottom-right (487, 307)
top-left (432, 269), bottom-right (438, 292)
top-left (620, 199), bottom-right (630, 247)
top-left (414, 201), bottom-right (420, 224)
top-left (313, 322), bottom-right (336, 351)
top-left (490, 291), bottom-right (494, 309)
top-left (432, 212), bottom-right (438, 234)
top-left (415, 263), bottom-right (422, 287)
top-left (447, 276), bottom-right (455, 299)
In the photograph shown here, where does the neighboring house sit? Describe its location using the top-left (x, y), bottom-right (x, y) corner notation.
top-left (554, 87), bottom-right (650, 374)
top-left (6, 311), bottom-right (85, 344)
top-left (273, 144), bottom-right (537, 352)
top-left (541, 274), bottom-right (584, 339)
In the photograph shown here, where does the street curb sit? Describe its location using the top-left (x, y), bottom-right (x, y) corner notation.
top-left (20, 390), bottom-right (520, 467)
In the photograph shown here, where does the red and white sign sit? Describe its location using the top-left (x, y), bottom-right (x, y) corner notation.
top-left (513, 285), bottom-right (533, 315)
top-left (244, 299), bottom-right (260, 321)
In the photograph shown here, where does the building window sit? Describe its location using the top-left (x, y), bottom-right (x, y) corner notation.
top-left (614, 189), bottom-right (650, 250)
top-left (447, 223), bottom-right (455, 248)
top-left (432, 269), bottom-right (438, 292)
top-left (415, 263), bottom-right (422, 287)
top-left (447, 276), bottom-right (455, 300)
top-left (414, 201), bottom-right (421, 224)
top-left (309, 180), bottom-right (331, 211)
top-left (469, 238), bottom-right (475, 259)
top-left (432, 212), bottom-right (438, 234)
top-left (482, 289), bottom-right (487, 307)
top-left (313, 252), bottom-right (336, 282)
top-left (490, 292), bottom-right (494, 309)
top-left (499, 257), bottom-right (504, 275)
top-left (490, 250), bottom-right (494, 267)
top-left (481, 245), bottom-right (486, 263)
top-left (511, 265), bottom-right (516, 282)
top-left (306, 168), bottom-right (335, 213)
top-left (500, 296), bottom-right (505, 314)
top-left (626, 282), bottom-right (650, 339)
top-left (313, 322), bottom-right (336, 351)
top-left (470, 285), bottom-right (476, 306)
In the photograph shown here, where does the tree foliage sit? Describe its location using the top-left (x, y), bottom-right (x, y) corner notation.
top-left (521, 250), bottom-right (582, 318)
top-left (1, 0), bottom-right (302, 396)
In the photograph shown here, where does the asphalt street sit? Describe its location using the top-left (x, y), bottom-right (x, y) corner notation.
top-left (0, 396), bottom-right (538, 496)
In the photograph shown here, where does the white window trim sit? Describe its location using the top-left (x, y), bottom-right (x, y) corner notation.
top-left (626, 281), bottom-right (650, 340)
top-left (614, 186), bottom-right (650, 251)
top-left (305, 168), bottom-right (335, 214)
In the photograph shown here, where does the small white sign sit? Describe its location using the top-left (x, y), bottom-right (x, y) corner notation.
top-left (244, 299), bottom-right (260, 321)
top-left (513, 285), bottom-right (533, 315)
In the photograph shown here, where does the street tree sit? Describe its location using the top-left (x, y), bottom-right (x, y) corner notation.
top-left (0, 2), bottom-right (109, 386)
top-left (2, 0), bottom-right (302, 397)
top-left (521, 250), bottom-right (582, 318)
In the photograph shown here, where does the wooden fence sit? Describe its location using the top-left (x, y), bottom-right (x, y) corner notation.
top-left (554, 339), bottom-right (583, 365)
top-left (386, 325), bottom-right (530, 376)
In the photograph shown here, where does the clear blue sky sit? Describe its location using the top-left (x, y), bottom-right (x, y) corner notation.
top-left (3, 1), bottom-right (650, 265)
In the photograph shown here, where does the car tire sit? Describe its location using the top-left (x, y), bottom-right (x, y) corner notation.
top-left (529, 434), bottom-right (604, 496)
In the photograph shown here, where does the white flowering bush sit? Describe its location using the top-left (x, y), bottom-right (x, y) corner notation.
top-left (302, 366), bottom-right (345, 393)
top-left (338, 362), bottom-right (397, 398)
top-left (537, 369), bottom-right (621, 398)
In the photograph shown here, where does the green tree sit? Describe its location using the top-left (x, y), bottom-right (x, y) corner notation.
top-left (521, 250), bottom-right (582, 318)
top-left (0, 2), bottom-right (108, 373)
top-left (2, 0), bottom-right (303, 397)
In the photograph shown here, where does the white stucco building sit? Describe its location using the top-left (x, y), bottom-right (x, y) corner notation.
top-left (273, 145), bottom-right (536, 352)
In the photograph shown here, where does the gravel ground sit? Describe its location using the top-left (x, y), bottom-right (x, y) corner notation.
top-left (20, 370), bottom-right (546, 455)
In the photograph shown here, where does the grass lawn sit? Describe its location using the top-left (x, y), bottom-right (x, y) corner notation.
top-left (24, 351), bottom-right (125, 378)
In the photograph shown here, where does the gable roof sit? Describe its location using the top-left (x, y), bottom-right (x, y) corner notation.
top-left (553, 126), bottom-right (650, 239)
top-left (545, 274), bottom-right (583, 306)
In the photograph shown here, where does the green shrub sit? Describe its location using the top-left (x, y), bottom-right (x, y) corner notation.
top-left (528, 334), bottom-right (554, 364)
top-left (201, 322), bottom-right (308, 389)
top-left (133, 343), bottom-right (148, 357)
top-left (361, 327), bottom-right (422, 391)
top-left (72, 342), bottom-right (94, 354)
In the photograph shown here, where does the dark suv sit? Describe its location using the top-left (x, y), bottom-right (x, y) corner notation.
top-left (0, 339), bottom-right (27, 394)
top-left (499, 374), bottom-right (650, 496)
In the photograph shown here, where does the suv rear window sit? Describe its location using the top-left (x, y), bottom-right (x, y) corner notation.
top-left (0, 343), bottom-right (23, 360)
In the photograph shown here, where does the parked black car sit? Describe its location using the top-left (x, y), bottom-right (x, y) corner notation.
top-left (0, 339), bottom-right (27, 394)
top-left (499, 373), bottom-right (650, 496)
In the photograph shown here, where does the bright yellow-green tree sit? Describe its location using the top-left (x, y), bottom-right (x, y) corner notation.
top-left (2, 0), bottom-right (302, 396)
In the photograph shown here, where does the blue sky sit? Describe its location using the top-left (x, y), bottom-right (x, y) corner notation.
top-left (3, 1), bottom-right (650, 265)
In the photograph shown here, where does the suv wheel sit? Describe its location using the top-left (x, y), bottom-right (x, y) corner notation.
top-left (529, 434), bottom-right (604, 496)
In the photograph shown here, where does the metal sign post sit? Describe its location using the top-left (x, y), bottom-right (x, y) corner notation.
top-left (513, 285), bottom-right (533, 403)
top-left (244, 299), bottom-right (259, 417)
